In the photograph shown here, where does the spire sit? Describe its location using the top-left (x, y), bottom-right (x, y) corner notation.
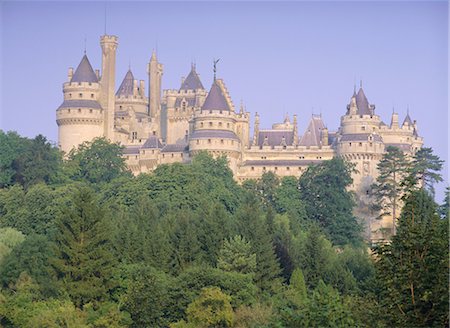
top-left (180, 64), bottom-right (204, 90)
top-left (116, 69), bottom-right (135, 96)
top-left (355, 86), bottom-right (371, 115)
top-left (202, 80), bottom-right (230, 111)
top-left (71, 54), bottom-right (98, 83)
top-left (402, 107), bottom-right (413, 126)
top-left (213, 58), bottom-right (220, 81)
top-left (150, 50), bottom-right (157, 62)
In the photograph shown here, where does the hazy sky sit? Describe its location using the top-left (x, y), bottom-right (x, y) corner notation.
top-left (0, 1), bottom-right (448, 201)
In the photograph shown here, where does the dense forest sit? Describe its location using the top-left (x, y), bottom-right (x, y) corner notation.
top-left (0, 130), bottom-right (448, 328)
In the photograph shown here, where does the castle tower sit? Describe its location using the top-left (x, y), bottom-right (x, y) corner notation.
top-left (148, 51), bottom-right (163, 120)
top-left (56, 54), bottom-right (104, 154)
top-left (164, 63), bottom-right (207, 144)
top-left (100, 35), bottom-right (118, 140)
top-left (189, 79), bottom-right (241, 173)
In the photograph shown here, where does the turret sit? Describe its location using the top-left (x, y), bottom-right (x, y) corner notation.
top-left (293, 114), bottom-right (299, 145)
top-left (253, 112), bottom-right (260, 146)
top-left (56, 54), bottom-right (103, 154)
top-left (390, 111), bottom-right (399, 129)
top-left (148, 51), bottom-right (163, 119)
top-left (100, 34), bottom-right (118, 140)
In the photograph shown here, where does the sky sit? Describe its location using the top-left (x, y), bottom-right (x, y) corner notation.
top-left (0, 1), bottom-right (448, 202)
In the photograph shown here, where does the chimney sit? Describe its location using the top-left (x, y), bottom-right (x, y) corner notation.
top-left (68, 67), bottom-right (73, 81)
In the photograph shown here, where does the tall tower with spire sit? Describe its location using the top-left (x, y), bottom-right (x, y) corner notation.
top-left (148, 51), bottom-right (163, 121)
top-left (100, 34), bottom-right (118, 140)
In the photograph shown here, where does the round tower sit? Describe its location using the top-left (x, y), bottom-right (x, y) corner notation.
top-left (189, 79), bottom-right (241, 173)
top-left (56, 54), bottom-right (104, 154)
top-left (337, 86), bottom-right (385, 190)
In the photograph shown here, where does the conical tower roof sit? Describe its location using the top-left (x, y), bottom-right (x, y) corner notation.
top-left (71, 54), bottom-right (98, 83)
top-left (180, 65), bottom-right (204, 90)
top-left (402, 111), bottom-right (413, 126)
top-left (202, 81), bottom-right (230, 111)
top-left (355, 87), bottom-right (371, 115)
top-left (116, 69), bottom-right (134, 96)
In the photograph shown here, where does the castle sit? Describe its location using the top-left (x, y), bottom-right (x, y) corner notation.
top-left (56, 34), bottom-right (423, 242)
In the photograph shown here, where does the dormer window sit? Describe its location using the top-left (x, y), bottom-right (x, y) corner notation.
top-left (91, 94), bottom-right (94, 98)
top-left (209, 122), bottom-right (213, 127)
top-left (79, 93), bottom-right (83, 98)
top-left (132, 132), bottom-right (137, 140)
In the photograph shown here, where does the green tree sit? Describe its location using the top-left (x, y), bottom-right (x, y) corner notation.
top-left (0, 227), bottom-right (25, 264)
top-left (66, 137), bottom-right (130, 184)
top-left (123, 265), bottom-right (173, 328)
top-left (183, 287), bottom-right (234, 328)
top-left (0, 234), bottom-right (57, 297)
top-left (236, 197), bottom-right (281, 293)
top-left (439, 186), bottom-right (449, 219)
top-left (217, 235), bottom-right (256, 275)
top-left (299, 157), bottom-right (362, 245)
top-left (307, 280), bottom-right (355, 328)
top-left (404, 147), bottom-right (444, 197)
top-left (372, 146), bottom-right (409, 235)
top-left (375, 189), bottom-right (449, 327)
top-left (51, 187), bottom-right (118, 307)
top-left (0, 131), bottom-right (27, 187)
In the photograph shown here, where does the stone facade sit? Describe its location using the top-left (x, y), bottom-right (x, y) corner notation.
top-left (56, 34), bottom-right (423, 243)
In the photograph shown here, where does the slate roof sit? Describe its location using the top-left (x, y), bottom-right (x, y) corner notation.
top-left (180, 65), bottom-right (204, 90)
top-left (190, 129), bottom-right (239, 140)
top-left (340, 133), bottom-right (383, 142)
top-left (202, 82), bottom-right (230, 111)
top-left (123, 146), bottom-right (140, 155)
top-left (142, 136), bottom-right (163, 149)
top-left (71, 55), bottom-right (98, 83)
top-left (355, 87), bottom-right (371, 115)
top-left (245, 160), bottom-right (322, 166)
top-left (385, 143), bottom-right (411, 151)
top-left (258, 130), bottom-right (294, 147)
top-left (58, 99), bottom-right (102, 110)
top-left (161, 144), bottom-right (188, 153)
top-left (116, 70), bottom-right (134, 96)
top-left (402, 112), bottom-right (413, 126)
top-left (299, 116), bottom-right (326, 147)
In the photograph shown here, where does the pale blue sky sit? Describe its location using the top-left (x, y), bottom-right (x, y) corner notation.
top-left (0, 1), bottom-right (448, 201)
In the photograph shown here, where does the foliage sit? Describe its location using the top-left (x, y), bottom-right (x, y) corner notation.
top-left (372, 146), bottom-right (409, 235)
top-left (66, 137), bottom-right (130, 184)
top-left (217, 235), bottom-right (256, 275)
top-left (403, 147), bottom-right (444, 197)
top-left (181, 287), bottom-right (234, 328)
top-left (51, 187), bottom-right (118, 307)
top-left (298, 157), bottom-right (362, 245)
top-left (375, 189), bottom-right (449, 327)
top-left (0, 227), bottom-right (25, 264)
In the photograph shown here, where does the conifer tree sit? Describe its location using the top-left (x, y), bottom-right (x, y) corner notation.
top-left (375, 189), bottom-right (449, 327)
top-left (372, 145), bottom-right (409, 235)
top-left (403, 147), bottom-right (444, 197)
top-left (51, 187), bottom-right (118, 307)
top-left (217, 235), bottom-right (256, 275)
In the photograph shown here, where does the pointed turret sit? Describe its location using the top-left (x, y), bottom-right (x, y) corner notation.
top-left (402, 110), bottom-right (413, 127)
top-left (355, 87), bottom-right (371, 115)
top-left (71, 54), bottom-right (98, 83)
top-left (116, 69), bottom-right (134, 97)
top-left (202, 81), bottom-right (230, 111)
top-left (180, 64), bottom-right (204, 90)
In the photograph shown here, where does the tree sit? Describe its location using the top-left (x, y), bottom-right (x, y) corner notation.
top-left (0, 131), bottom-right (27, 187)
top-left (372, 146), bottom-right (409, 235)
top-left (123, 265), bottom-right (173, 328)
top-left (375, 189), bottom-right (449, 327)
top-left (0, 234), bottom-right (57, 297)
top-left (217, 235), bottom-right (256, 275)
top-left (51, 187), bottom-right (118, 307)
top-left (403, 147), bottom-right (444, 197)
top-left (298, 157), bottom-right (362, 245)
top-left (439, 187), bottom-right (449, 219)
top-left (180, 287), bottom-right (234, 328)
top-left (0, 228), bottom-right (25, 264)
top-left (66, 137), bottom-right (130, 184)
top-left (236, 196), bottom-right (281, 293)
